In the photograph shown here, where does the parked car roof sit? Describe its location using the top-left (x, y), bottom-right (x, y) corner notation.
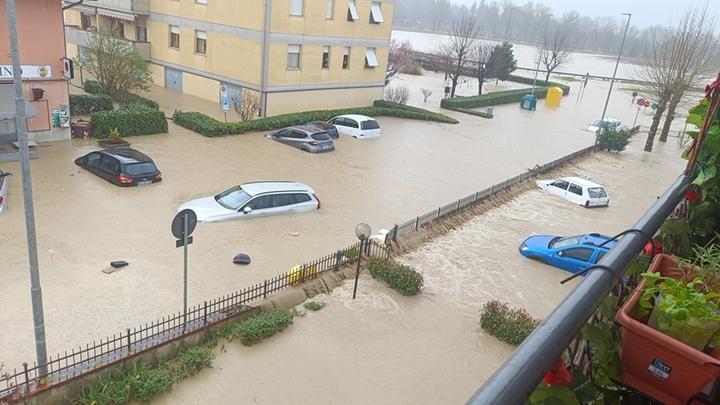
top-left (307, 121), bottom-right (335, 130)
top-left (561, 177), bottom-right (604, 188)
top-left (286, 125), bottom-right (328, 134)
top-left (99, 148), bottom-right (154, 164)
top-left (241, 181), bottom-right (315, 196)
top-left (336, 114), bottom-right (376, 121)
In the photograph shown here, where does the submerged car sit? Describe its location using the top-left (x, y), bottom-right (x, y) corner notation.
top-left (266, 125), bottom-right (335, 153)
top-left (75, 148), bottom-right (162, 187)
top-left (519, 233), bottom-right (618, 273)
top-left (0, 170), bottom-right (12, 214)
top-left (307, 121), bottom-right (339, 139)
top-left (537, 177), bottom-right (609, 207)
top-left (328, 114), bottom-right (381, 139)
top-left (178, 181), bottom-right (320, 223)
top-left (588, 118), bottom-right (624, 133)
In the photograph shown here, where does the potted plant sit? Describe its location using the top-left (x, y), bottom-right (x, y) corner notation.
top-left (98, 127), bottom-right (130, 148)
top-left (616, 253), bottom-right (720, 404)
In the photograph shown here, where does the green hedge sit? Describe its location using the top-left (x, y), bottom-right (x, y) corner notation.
top-left (480, 300), bottom-right (540, 345)
top-left (442, 87), bottom-right (550, 109)
top-left (69, 94), bottom-right (114, 115)
top-left (173, 100), bottom-right (458, 137)
top-left (83, 80), bottom-right (105, 95)
top-left (448, 107), bottom-right (494, 119)
top-left (368, 259), bottom-right (424, 296)
top-left (91, 104), bottom-right (168, 138)
top-left (82, 80), bottom-right (159, 110)
top-left (234, 308), bottom-right (294, 346)
top-left (506, 74), bottom-right (570, 95)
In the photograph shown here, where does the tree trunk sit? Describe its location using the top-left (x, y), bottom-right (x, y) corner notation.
top-left (477, 68), bottom-right (485, 95)
top-left (659, 93), bottom-right (682, 142)
top-left (451, 77), bottom-right (458, 97)
top-left (545, 70), bottom-right (551, 84)
top-left (644, 95), bottom-right (670, 152)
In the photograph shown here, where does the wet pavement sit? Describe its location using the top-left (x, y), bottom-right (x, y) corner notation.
top-left (152, 135), bottom-right (685, 405)
top-left (0, 79), bottom-right (682, 371)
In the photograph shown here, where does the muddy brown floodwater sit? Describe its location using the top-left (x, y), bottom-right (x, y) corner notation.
top-left (151, 136), bottom-right (684, 404)
top-left (0, 80), bottom-right (683, 374)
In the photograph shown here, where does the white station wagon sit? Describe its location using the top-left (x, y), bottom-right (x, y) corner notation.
top-left (537, 177), bottom-right (609, 208)
top-left (178, 181), bottom-right (320, 223)
top-left (328, 114), bottom-right (381, 139)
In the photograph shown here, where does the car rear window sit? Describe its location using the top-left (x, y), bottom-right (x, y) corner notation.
top-left (588, 187), bottom-right (607, 198)
top-left (361, 120), bottom-right (379, 130)
top-left (311, 132), bottom-right (331, 141)
top-left (124, 162), bottom-right (157, 176)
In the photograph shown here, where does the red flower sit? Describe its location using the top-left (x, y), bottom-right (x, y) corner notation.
top-left (543, 359), bottom-right (572, 386)
top-left (643, 239), bottom-right (664, 256)
top-left (685, 187), bottom-right (700, 202)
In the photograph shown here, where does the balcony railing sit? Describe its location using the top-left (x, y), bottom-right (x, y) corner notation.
top-left (68, 0), bottom-right (149, 15)
top-left (64, 26), bottom-right (150, 61)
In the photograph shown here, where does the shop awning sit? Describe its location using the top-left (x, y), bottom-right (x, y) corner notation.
top-left (97, 8), bottom-right (135, 22)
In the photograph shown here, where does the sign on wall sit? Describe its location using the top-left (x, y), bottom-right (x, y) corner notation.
top-left (220, 84), bottom-right (229, 111)
top-left (0, 65), bottom-right (53, 80)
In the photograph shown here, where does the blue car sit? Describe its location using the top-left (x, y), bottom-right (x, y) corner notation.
top-left (519, 233), bottom-right (618, 274)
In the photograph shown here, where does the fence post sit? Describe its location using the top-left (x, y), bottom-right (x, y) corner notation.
top-left (436, 207), bottom-right (441, 219)
top-left (203, 301), bottom-right (207, 324)
top-left (474, 191), bottom-right (479, 202)
top-left (504, 179), bottom-right (509, 189)
top-left (456, 199), bottom-right (460, 210)
top-left (414, 216), bottom-right (419, 231)
top-left (263, 280), bottom-right (268, 299)
top-left (23, 362), bottom-right (29, 389)
top-left (301, 264), bottom-right (307, 282)
top-left (490, 184), bottom-right (495, 195)
top-left (392, 224), bottom-right (398, 242)
top-left (126, 328), bottom-right (131, 354)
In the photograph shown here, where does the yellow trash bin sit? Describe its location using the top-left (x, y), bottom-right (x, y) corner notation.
top-left (287, 264), bottom-right (317, 286)
top-left (545, 87), bottom-right (563, 107)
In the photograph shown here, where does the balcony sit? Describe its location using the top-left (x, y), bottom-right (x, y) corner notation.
top-left (65, 0), bottom-right (149, 16)
top-left (65, 26), bottom-right (150, 61)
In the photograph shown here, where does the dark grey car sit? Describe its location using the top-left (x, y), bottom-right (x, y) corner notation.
top-left (307, 121), bottom-right (339, 139)
top-left (266, 125), bottom-right (335, 153)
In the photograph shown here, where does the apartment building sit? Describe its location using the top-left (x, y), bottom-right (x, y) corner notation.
top-left (64, 0), bottom-right (393, 116)
top-left (1, 0), bottom-right (71, 142)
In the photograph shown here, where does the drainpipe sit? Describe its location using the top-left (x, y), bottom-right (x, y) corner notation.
top-left (259, 0), bottom-right (272, 117)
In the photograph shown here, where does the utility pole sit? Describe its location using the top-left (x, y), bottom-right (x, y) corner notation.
top-left (5, 0), bottom-right (49, 376)
top-left (599, 13), bottom-right (632, 126)
top-left (531, 13), bottom-right (552, 96)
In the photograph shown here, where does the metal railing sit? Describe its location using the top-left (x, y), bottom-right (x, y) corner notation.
top-left (385, 144), bottom-right (597, 245)
top-left (467, 174), bottom-right (692, 404)
top-left (0, 242), bottom-right (388, 400)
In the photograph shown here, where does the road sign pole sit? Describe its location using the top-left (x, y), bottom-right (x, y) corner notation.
top-left (183, 212), bottom-right (188, 327)
top-left (632, 105), bottom-right (641, 128)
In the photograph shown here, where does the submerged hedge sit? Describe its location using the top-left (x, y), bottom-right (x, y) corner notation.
top-left (368, 259), bottom-right (424, 296)
top-left (234, 308), bottom-right (294, 346)
top-left (173, 100), bottom-right (458, 137)
top-left (83, 79), bottom-right (159, 110)
top-left (91, 104), bottom-right (168, 138)
top-left (69, 94), bottom-right (114, 115)
top-left (480, 300), bottom-right (541, 345)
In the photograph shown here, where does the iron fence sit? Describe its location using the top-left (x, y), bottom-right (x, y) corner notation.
top-left (0, 241), bottom-right (388, 401)
top-left (385, 145), bottom-right (597, 245)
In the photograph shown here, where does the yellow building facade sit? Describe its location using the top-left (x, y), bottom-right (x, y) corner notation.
top-left (64, 0), bottom-right (393, 116)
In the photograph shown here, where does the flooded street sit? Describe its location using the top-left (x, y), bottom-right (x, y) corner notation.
top-left (153, 136), bottom-right (685, 405)
top-left (0, 78), bottom-right (686, 371)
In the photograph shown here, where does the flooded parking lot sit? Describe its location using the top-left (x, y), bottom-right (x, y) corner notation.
top-left (152, 136), bottom-right (685, 405)
top-left (0, 80), bottom-right (678, 370)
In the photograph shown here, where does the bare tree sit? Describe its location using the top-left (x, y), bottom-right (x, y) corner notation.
top-left (539, 26), bottom-right (571, 83)
top-left (436, 15), bottom-right (478, 97)
top-left (233, 89), bottom-right (261, 121)
top-left (384, 83), bottom-right (410, 105)
top-left (389, 40), bottom-right (416, 77)
top-left (472, 42), bottom-right (493, 95)
top-left (420, 88), bottom-right (433, 102)
top-left (639, 6), bottom-right (719, 151)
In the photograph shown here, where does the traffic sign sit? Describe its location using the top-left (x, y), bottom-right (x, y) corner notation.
top-left (220, 84), bottom-right (229, 111)
top-left (172, 209), bottom-right (197, 241)
top-left (644, 100), bottom-right (651, 108)
top-left (637, 98), bottom-right (646, 107)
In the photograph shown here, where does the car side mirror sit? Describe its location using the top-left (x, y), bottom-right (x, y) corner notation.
top-left (557, 251), bottom-right (564, 257)
top-left (243, 206), bottom-right (252, 214)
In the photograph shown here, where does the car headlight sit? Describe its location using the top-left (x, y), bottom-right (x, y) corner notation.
top-left (520, 244), bottom-right (529, 251)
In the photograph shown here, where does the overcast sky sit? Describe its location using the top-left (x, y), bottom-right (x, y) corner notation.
top-left (453, 0), bottom-right (720, 28)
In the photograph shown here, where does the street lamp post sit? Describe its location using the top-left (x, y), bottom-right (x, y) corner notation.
top-left (5, 0), bottom-right (49, 376)
top-left (531, 13), bottom-right (552, 96)
top-left (599, 13), bottom-right (632, 129)
top-left (352, 223), bottom-right (372, 299)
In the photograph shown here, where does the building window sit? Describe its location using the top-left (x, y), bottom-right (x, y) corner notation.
top-left (195, 30), bottom-right (207, 54)
top-left (365, 47), bottom-right (378, 68)
top-left (347, 0), bottom-right (359, 21)
top-left (290, 0), bottom-right (303, 16)
top-left (322, 46), bottom-right (330, 69)
top-left (287, 44), bottom-right (301, 69)
top-left (370, 2), bottom-right (384, 24)
top-left (110, 18), bottom-right (125, 38)
top-left (136, 26), bottom-right (147, 42)
top-left (342, 47), bottom-right (350, 69)
top-left (169, 25), bottom-right (180, 48)
top-left (326, 0), bottom-right (334, 19)
top-left (81, 13), bottom-right (92, 30)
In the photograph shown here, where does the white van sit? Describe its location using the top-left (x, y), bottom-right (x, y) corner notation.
top-left (537, 177), bottom-right (609, 207)
top-left (328, 114), bottom-right (381, 139)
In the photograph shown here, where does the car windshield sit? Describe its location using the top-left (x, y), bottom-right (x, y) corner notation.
top-left (361, 120), bottom-right (379, 130)
top-left (550, 235), bottom-right (582, 248)
top-left (214, 186), bottom-right (252, 210)
top-left (124, 162), bottom-right (157, 176)
top-left (311, 132), bottom-right (331, 141)
top-left (588, 187), bottom-right (607, 198)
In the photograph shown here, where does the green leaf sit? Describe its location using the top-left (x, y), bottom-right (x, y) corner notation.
top-left (687, 113), bottom-right (704, 128)
top-left (692, 165), bottom-right (717, 185)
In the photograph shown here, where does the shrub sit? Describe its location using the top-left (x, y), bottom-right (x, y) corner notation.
top-left (400, 63), bottom-right (423, 75)
top-left (234, 308), bottom-right (294, 346)
top-left (77, 364), bottom-right (173, 404)
top-left (368, 259), bottom-right (424, 296)
top-left (69, 94), bottom-right (113, 115)
top-left (303, 301), bottom-right (327, 311)
top-left (597, 124), bottom-right (632, 152)
top-left (452, 107), bottom-right (493, 119)
top-left (83, 80), bottom-right (106, 95)
top-left (115, 90), bottom-right (160, 110)
top-left (442, 87), bottom-right (550, 110)
top-left (175, 346), bottom-right (215, 378)
top-left (91, 104), bottom-right (167, 138)
top-left (173, 101), bottom-right (457, 137)
top-left (384, 83), bottom-right (410, 105)
top-left (480, 300), bottom-right (540, 345)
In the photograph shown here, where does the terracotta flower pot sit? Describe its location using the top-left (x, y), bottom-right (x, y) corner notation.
top-left (616, 254), bottom-right (720, 405)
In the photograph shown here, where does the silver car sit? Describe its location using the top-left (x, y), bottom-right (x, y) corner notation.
top-left (266, 125), bottom-right (335, 153)
top-left (0, 170), bottom-right (12, 214)
top-left (178, 181), bottom-right (320, 223)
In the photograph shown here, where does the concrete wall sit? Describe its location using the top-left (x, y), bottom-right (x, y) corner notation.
top-left (266, 86), bottom-right (382, 115)
top-left (149, 0), bottom-right (265, 30)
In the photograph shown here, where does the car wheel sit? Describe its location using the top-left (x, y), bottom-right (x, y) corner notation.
top-left (584, 201), bottom-right (590, 208)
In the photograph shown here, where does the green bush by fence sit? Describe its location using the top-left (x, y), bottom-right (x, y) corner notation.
top-left (442, 87), bottom-right (550, 110)
top-left (234, 308), bottom-right (294, 346)
top-left (91, 104), bottom-right (168, 138)
top-left (368, 259), bottom-right (424, 296)
top-left (480, 300), bottom-right (541, 345)
top-left (173, 100), bottom-right (458, 137)
top-left (82, 80), bottom-right (159, 110)
top-left (69, 94), bottom-right (114, 115)
top-left (83, 80), bottom-right (105, 95)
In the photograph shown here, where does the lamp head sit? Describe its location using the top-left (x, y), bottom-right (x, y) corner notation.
top-left (355, 223), bottom-right (372, 241)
